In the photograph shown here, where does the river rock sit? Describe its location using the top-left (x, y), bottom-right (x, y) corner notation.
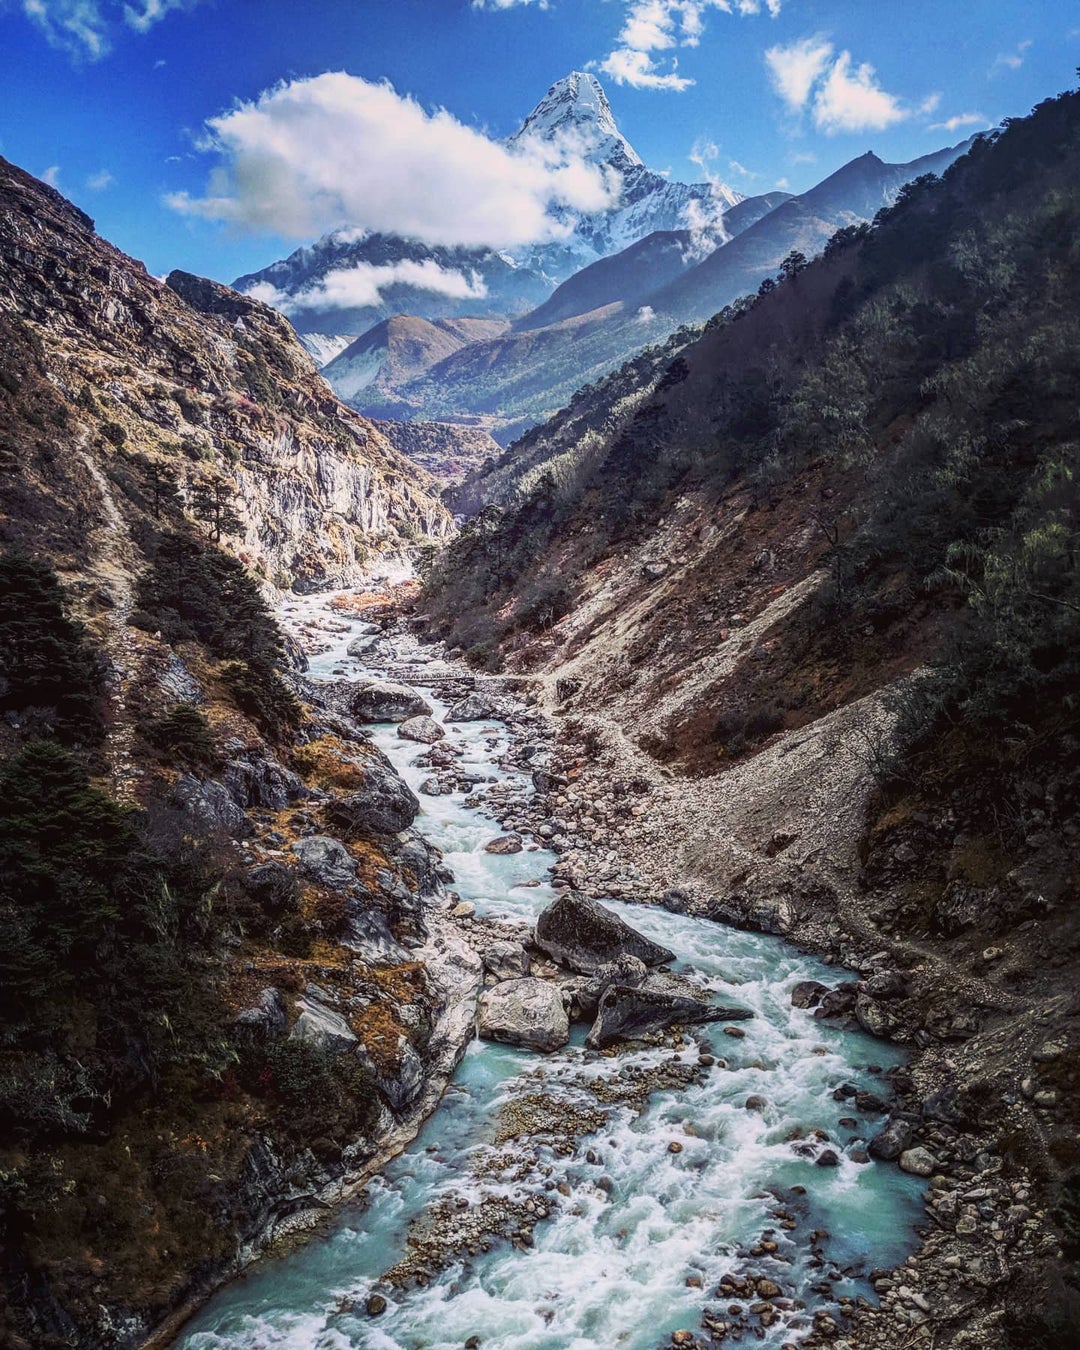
top-left (485, 834), bottom-right (523, 855)
top-left (791, 979), bottom-right (828, 1009)
top-left (347, 679), bottom-right (434, 724)
top-left (899, 1146), bottom-right (937, 1177)
top-left (855, 994), bottom-right (900, 1039)
top-left (868, 1116), bottom-right (914, 1161)
top-left (534, 891), bottom-right (675, 974)
top-left (863, 970), bottom-right (908, 999)
top-left (445, 692), bottom-right (499, 722)
top-left (324, 760), bottom-right (419, 836)
top-left (484, 940), bottom-right (530, 981)
top-left (397, 715), bottom-right (445, 744)
top-left (478, 978), bottom-right (570, 1053)
top-left (561, 955), bottom-right (649, 1019)
top-left (289, 997), bottom-right (358, 1054)
top-left (585, 984), bottom-right (752, 1049)
top-left (292, 836), bottom-right (358, 889)
top-left (814, 987), bottom-right (857, 1019)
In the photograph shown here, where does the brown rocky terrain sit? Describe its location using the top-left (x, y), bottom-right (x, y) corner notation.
top-left (0, 155), bottom-right (451, 591)
top-left (420, 89), bottom-right (1080, 1348)
top-left (0, 160), bottom-right (470, 1348)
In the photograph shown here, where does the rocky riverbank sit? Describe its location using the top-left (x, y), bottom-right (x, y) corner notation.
top-left (331, 597), bottom-right (1073, 1350)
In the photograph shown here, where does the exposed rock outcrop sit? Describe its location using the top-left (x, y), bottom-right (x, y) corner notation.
top-left (0, 157), bottom-right (452, 591)
top-left (533, 891), bottom-right (675, 974)
top-left (585, 984), bottom-right (752, 1049)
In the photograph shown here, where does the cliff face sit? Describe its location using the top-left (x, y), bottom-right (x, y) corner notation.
top-left (0, 160), bottom-right (468, 1348)
top-left (0, 158), bottom-right (452, 589)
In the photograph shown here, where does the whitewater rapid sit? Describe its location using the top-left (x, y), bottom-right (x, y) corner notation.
top-left (178, 595), bottom-right (923, 1350)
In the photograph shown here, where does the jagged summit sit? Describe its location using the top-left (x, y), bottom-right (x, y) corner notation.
top-left (233, 69), bottom-right (742, 338)
top-left (509, 71), bottom-right (643, 172)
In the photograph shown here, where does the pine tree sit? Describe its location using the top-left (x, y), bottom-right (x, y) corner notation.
top-left (190, 477), bottom-right (243, 543)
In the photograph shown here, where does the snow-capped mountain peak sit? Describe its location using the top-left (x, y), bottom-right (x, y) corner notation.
top-left (509, 71), bottom-right (643, 172)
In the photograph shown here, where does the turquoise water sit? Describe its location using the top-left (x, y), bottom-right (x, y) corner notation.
top-left (177, 598), bottom-right (923, 1349)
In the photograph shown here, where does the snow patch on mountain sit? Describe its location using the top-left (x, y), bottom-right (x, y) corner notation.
top-left (234, 71), bottom-right (744, 336)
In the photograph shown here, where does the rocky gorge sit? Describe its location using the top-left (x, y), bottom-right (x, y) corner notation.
top-left (165, 590), bottom-right (1064, 1350)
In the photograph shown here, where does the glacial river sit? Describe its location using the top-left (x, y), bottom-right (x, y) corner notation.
top-left (178, 597), bottom-right (923, 1349)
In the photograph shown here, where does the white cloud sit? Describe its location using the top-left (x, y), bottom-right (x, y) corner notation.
top-left (728, 158), bottom-right (760, 178)
top-left (123, 0), bottom-right (190, 32)
top-left (766, 37), bottom-right (911, 135)
top-left (599, 46), bottom-right (692, 91)
top-left (775, 176), bottom-right (790, 188)
top-left (929, 111), bottom-right (990, 133)
top-left (18, 0), bottom-right (200, 60)
top-left (991, 39), bottom-right (1031, 73)
top-left (86, 168), bottom-right (114, 189)
top-left (812, 51), bottom-right (907, 134)
top-left (635, 304), bottom-right (657, 323)
top-left (20, 1), bottom-right (110, 58)
top-left (41, 164), bottom-right (61, 187)
top-left (249, 260), bottom-right (489, 315)
top-left (765, 36), bottom-right (833, 112)
top-left (168, 72), bottom-right (619, 249)
top-left (599, 0), bottom-right (781, 92)
top-left (918, 92), bottom-right (942, 115)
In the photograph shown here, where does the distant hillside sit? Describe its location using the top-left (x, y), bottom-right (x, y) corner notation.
top-left (373, 418), bottom-right (502, 489)
top-left (346, 140), bottom-right (973, 439)
top-left (521, 192), bottom-right (792, 332)
top-left (323, 315), bottom-right (509, 402)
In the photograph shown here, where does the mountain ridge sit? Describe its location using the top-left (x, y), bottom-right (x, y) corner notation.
top-left (233, 71), bottom-right (742, 342)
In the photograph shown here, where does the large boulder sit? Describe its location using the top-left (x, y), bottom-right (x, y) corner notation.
top-left (289, 995), bottom-right (358, 1054)
top-left (563, 955), bottom-right (648, 1019)
top-left (445, 692), bottom-right (500, 723)
top-left (477, 978), bottom-right (570, 1053)
top-left (348, 679), bottom-right (434, 724)
top-left (854, 994), bottom-right (901, 1039)
top-left (534, 891), bottom-right (675, 974)
top-left (324, 757), bottom-right (419, 836)
top-left (232, 987), bottom-right (286, 1039)
top-left (292, 836), bottom-right (358, 889)
top-left (868, 1116), bottom-right (914, 1161)
top-left (222, 749), bottom-right (307, 811)
top-left (485, 835), bottom-right (523, 855)
top-left (173, 773), bottom-right (253, 839)
top-left (791, 980), bottom-right (829, 1009)
top-left (397, 715), bottom-right (445, 744)
top-left (484, 940), bottom-right (531, 981)
top-left (585, 984), bottom-right (752, 1050)
top-left (343, 908), bottom-right (411, 964)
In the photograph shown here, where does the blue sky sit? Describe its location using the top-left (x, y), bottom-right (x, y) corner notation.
top-left (1, 0), bottom-right (1077, 283)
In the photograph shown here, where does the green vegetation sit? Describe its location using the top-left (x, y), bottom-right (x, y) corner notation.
top-left (0, 740), bottom-right (235, 1139)
top-left (141, 702), bottom-right (219, 772)
top-left (0, 555), bottom-right (104, 744)
top-left (134, 531), bottom-right (300, 738)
